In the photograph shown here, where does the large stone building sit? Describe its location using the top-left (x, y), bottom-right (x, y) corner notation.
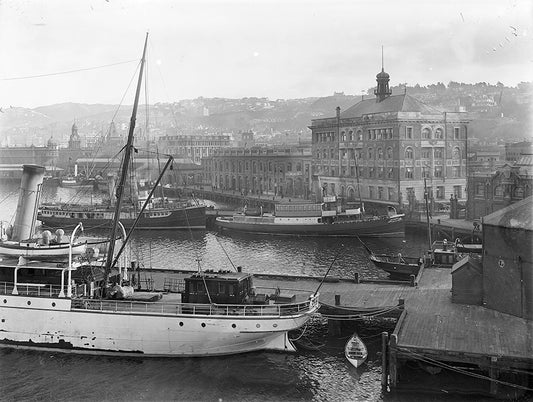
top-left (467, 154), bottom-right (533, 219)
top-left (159, 134), bottom-right (231, 164)
top-left (505, 140), bottom-right (533, 162)
top-left (201, 146), bottom-right (313, 198)
top-left (0, 141), bottom-right (59, 180)
top-left (309, 67), bottom-right (469, 211)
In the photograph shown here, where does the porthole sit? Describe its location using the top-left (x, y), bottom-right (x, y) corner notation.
top-left (232, 324), bottom-right (236, 328)
top-left (1, 319), bottom-right (4, 323)
top-left (52, 302), bottom-right (56, 307)
top-left (27, 301), bottom-right (31, 305)
top-left (201, 323), bottom-right (206, 328)
top-left (3, 299), bottom-right (6, 304)
top-left (179, 322), bottom-right (184, 326)
top-left (273, 323), bottom-right (278, 328)
top-left (256, 324), bottom-right (260, 328)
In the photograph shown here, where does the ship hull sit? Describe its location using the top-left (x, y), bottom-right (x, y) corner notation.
top-left (38, 205), bottom-right (206, 230)
top-left (216, 215), bottom-right (404, 237)
top-left (0, 295), bottom-right (315, 356)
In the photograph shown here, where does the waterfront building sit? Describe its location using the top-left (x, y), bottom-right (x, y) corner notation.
top-left (159, 133), bottom-right (231, 164)
top-left (505, 140), bottom-right (533, 162)
top-left (0, 139), bottom-right (59, 180)
top-left (309, 67), bottom-right (469, 211)
top-left (201, 146), bottom-right (313, 198)
top-left (467, 154), bottom-right (533, 219)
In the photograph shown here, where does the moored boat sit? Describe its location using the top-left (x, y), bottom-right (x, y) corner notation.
top-left (0, 34), bottom-right (318, 357)
top-left (369, 253), bottom-right (422, 278)
top-left (216, 198), bottom-right (404, 238)
top-left (38, 202), bottom-right (206, 230)
top-left (345, 333), bottom-right (368, 368)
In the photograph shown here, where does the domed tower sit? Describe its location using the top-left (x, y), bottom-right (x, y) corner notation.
top-left (374, 47), bottom-right (392, 102)
top-left (68, 122), bottom-right (81, 149)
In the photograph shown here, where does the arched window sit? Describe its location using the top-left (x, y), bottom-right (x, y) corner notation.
top-left (405, 147), bottom-right (414, 159)
top-left (422, 127), bottom-right (431, 139)
top-left (453, 147), bottom-right (461, 159)
top-left (386, 147), bottom-right (393, 159)
top-left (368, 147), bottom-right (373, 159)
top-left (348, 130), bottom-right (354, 141)
top-left (357, 130), bottom-right (363, 141)
top-left (377, 147), bottom-right (383, 159)
top-left (434, 128), bottom-right (444, 139)
top-left (494, 185), bottom-right (503, 198)
top-left (341, 131), bottom-right (346, 141)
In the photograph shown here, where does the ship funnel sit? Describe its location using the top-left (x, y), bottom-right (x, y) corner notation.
top-left (12, 164), bottom-right (45, 241)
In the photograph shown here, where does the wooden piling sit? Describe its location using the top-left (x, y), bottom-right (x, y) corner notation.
top-left (389, 334), bottom-right (398, 388)
top-left (381, 332), bottom-right (389, 391)
top-left (354, 272), bottom-right (360, 283)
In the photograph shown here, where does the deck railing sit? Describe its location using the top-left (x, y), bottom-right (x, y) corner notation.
top-left (0, 282), bottom-right (63, 298)
top-left (70, 293), bottom-right (319, 318)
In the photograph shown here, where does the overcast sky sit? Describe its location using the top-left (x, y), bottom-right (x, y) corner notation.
top-left (0, 0), bottom-right (532, 108)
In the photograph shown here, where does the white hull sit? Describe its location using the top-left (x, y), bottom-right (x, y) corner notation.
top-left (0, 294), bottom-right (317, 356)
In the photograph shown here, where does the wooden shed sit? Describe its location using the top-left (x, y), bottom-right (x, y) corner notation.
top-left (451, 256), bottom-right (483, 305)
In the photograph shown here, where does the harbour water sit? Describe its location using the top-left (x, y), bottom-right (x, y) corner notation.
top-left (0, 182), bottom-right (486, 401)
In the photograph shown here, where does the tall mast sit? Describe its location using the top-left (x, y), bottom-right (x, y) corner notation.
top-left (104, 32), bottom-right (149, 284)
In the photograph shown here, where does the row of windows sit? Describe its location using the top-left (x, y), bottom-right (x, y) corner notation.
top-left (315, 146), bottom-right (462, 161)
top-left (314, 126), bottom-right (466, 143)
top-left (475, 183), bottom-right (526, 199)
top-left (316, 166), bottom-right (462, 179)
top-left (213, 160), bottom-right (306, 173)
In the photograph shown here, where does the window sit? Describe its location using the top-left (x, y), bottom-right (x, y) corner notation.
top-left (287, 163), bottom-right (292, 172)
top-left (453, 185), bottom-right (462, 198)
top-left (514, 187), bottom-right (524, 199)
top-left (405, 147), bottom-right (414, 159)
top-left (378, 186), bottom-right (384, 199)
top-left (422, 127), bottom-right (431, 139)
top-left (476, 183), bottom-right (485, 197)
top-left (405, 167), bottom-right (413, 178)
top-left (453, 166), bottom-right (460, 178)
top-left (387, 128), bottom-right (393, 139)
top-left (357, 130), bottom-right (363, 141)
top-left (369, 167), bottom-right (375, 178)
top-left (436, 186), bottom-right (445, 199)
top-left (434, 128), bottom-right (444, 139)
top-left (494, 185), bottom-right (503, 198)
top-left (330, 149), bottom-right (335, 159)
top-left (386, 147), bottom-right (393, 159)
top-left (378, 167), bottom-right (384, 178)
top-left (406, 127), bottom-right (413, 139)
top-left (454, 127), bottom-right (460, 139)
top-left (387, 168), bottom-right (394, 179)
top-left (367, 130), bottom-right (372, 140)
top-left (388, 187), bottom-right (394, 200)
top-left (421, 148), bottom-right (431, 159)
top-left (377, 147), bottom-right (383, 159)
top-left (434, 166), bottom-right (443, 178)
top-left (341, 131), bottom-right (346, 141)
top-left (423, 168), bottom-right (430, 178)
top-left (349, 130), bottom-right (354, 141)
top-left (434, 148), bottom-right (444, 158)
top-left (376, 130), bottom-right (382, 140)
top-left (368, 148), bottom-right (373, 159)
top-left (369, 186), bottom-right (374, 199)
top-left (453, 147), bottom-right (461, 159)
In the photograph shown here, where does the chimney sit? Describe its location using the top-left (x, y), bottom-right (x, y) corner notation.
top-left (12, 165), bottom-right (45, 241)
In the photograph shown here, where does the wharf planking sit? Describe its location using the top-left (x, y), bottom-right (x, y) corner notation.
top-left (392, 277), bottom-right (533, 368)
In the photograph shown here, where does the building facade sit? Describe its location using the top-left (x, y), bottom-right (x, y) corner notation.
top-left (201, 146), bottom-right (313, 198)
top-left (505, 141), bottom-right (533, 162)
top-left (159, 134), bottom-right (231, 164)
top-left (310, 68), bottom-right (469, 211)
top-left (467, 154), bottom-right (533, 219)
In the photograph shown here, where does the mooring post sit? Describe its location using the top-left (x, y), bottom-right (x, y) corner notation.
top-left (489, 356), bottom-right (499, 395)
top-left (398, 298), bottom-right (405, 309)
top-left (409, 274), bottom-right (416, 287)
top-left (354, 272), bottom-right (360, 283)
top-left (389, 334), bottom-right (398, 388)
top-left (381, 332), bottom-right (389, 391)
top-left (335, 294), bottom-right (341, 306)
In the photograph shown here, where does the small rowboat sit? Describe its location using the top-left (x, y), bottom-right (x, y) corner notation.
top-left (369, 253), bottom-right (422, 278)
top-left (345, 333), bottom-right (368, 368)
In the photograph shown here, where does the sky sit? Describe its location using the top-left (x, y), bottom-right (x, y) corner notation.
top-left (0, 0), bottom-right (532, 108)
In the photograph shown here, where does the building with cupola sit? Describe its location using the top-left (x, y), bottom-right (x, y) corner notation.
top-left (309, 64), bottom-right (469, 212)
